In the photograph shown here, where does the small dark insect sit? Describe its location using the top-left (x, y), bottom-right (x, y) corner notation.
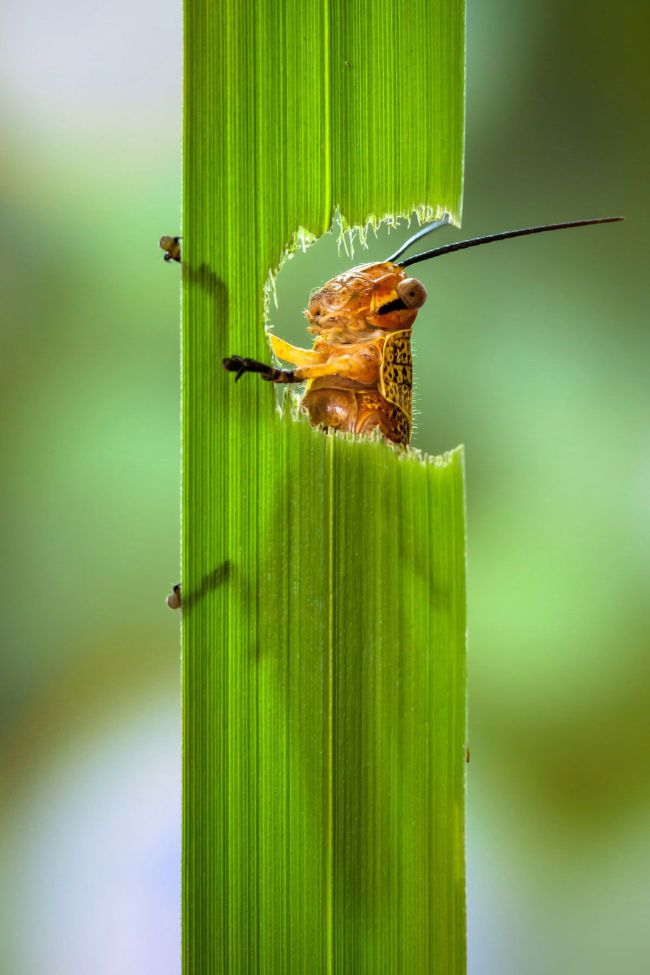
top-left (223, 215), bottom-right (623, 447)
top-left (166, 583), bottom-right (181, 610)
top-left (160, 235), bottom-right (181, 263)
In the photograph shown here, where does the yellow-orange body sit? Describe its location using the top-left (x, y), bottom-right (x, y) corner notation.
top-left (269, 262), bottom-right (421, 446)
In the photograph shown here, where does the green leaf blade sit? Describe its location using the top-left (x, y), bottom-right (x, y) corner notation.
top-left (183, 0), bottom-right (466, 972)
top-left (329, 0), bottom-right (465, 226)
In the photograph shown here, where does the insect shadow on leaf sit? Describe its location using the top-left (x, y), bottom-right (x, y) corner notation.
top-left (177, 560), bottom-right (232, 612)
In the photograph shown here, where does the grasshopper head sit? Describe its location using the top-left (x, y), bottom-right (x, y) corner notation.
top-left (305, 262), bottom-right (426, 340)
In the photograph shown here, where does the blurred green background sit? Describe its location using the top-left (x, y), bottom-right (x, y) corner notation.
top-left (1, 1), bottom-right (647, 973)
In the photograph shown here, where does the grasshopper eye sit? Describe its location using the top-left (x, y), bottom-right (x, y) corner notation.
top-left (397, 277), bottom-right (427, 309)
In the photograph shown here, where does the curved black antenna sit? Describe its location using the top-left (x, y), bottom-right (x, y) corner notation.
top-left (385, 213), bottom-right (451, 263)
top-left (398, 216), bottom-right (624, 269)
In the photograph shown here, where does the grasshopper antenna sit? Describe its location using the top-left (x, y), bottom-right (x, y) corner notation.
top-left (397, 217), bottom-right (624, 268)
top-left (385, 214), bottom-right (451, 263)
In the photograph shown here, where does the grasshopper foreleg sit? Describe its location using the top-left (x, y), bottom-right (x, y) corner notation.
top-left (222, 356), bottom-right (303, 384)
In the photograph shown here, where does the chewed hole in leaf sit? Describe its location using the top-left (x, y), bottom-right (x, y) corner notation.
top-left (265, 210), bottom-right (455, 446)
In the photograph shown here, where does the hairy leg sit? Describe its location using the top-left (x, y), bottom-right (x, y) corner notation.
top-left (223, 347), bottom-right (380, 385)
top-left (222, 356), bottom-right (303, 383)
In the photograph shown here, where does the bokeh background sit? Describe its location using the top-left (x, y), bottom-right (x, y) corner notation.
top-left (1, 0), bottom-right (647, 972)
